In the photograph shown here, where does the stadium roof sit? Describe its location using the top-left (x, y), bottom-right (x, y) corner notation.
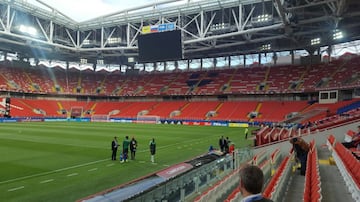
top-left (0, 0), bottom-right (360, 66)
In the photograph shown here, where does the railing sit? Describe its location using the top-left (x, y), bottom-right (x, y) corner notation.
top-left (263, 155), bottom-right (292, 201)
top-left (331, 141), bottom-right (360, 201)
top-left (304, 140), bottom-right (322, 202)
top-left (129, 147), bottom-right (253, 202)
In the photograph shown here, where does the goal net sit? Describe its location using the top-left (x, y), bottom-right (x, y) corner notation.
top-left (91, 114), bottom-right (110, 122)
top-left (70, 106), bottom-right (83, 118)
top-left (136, 115), bottom-right (160, 124)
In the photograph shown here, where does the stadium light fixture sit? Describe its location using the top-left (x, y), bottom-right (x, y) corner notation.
top-left (209, 23), bottom-right (231, 34)
top-left (128, 57), bottom-right (135, 63)
top-left (260, 44), bottom-right (271, 51)
top-left (333, 30), bottom-right (343, 40)
top-left (80, 58), bottom-right (87, 64)
top-left (108, 37), bottom-right (121, 44)
top-left (311, 37), bottom-right (321, 45)
top-left (19, 25), bottom-right (37, 36)
top-left (256, 14), bottom-right (271, 22)
top-left (97, 59), bottom-right (104, 65)
top-left (83, 39), bottom-right (91, 45)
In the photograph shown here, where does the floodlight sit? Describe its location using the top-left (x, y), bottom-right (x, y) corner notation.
top-left (83, 40), bottom-right (90, 45)
top-left (333, 30), bottom-right (343, 40)
top-left (19, 25), bottom-right (37, 36)
top-left (261, 44), bottom-right (271, 51)
top-left (108, 37), bottom-right (121, 44)
top-left (256, 14), bottom-right (270, 22)
top-left (97, 59), bottom-right (104, 65)
top-left (311, 38), bottom-right (321, 45)
top-left (80, 58), bottom-right (87, 64)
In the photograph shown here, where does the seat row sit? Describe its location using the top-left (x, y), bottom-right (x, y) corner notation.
top-left (1, 55), bottom-right (360, 96)
top-left (303, 140), bottom-right (322, 202)
top-left (327, 134), bottom-right (360, 201)
top-left (262, 155), bottom-right (291, 201)
top-left (194, 147), bottom-right (282, 202)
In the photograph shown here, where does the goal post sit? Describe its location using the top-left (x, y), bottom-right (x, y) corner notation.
top-left (136, 115), bottom-right (160, 124)
top-left (91, 114), bottom-right (110, 122)
top-left (70, 106), bottom-right (83, 118)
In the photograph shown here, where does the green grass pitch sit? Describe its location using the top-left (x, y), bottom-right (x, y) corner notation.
top-left (0, 122), bottom-right (254, 202)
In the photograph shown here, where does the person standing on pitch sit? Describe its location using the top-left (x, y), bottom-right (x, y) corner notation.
top-left (121, 136), bottom-right (130, 163)
top-left (111, 136), bottom-right (118, 161)
top-left (244, 127), bottom-right (249, 139)
top-left (149, 138), bottom-right (156, 163)
top-left (130, 136), bottom-right (138, 160)
top-left (219, 136), bottom-right (226, 152)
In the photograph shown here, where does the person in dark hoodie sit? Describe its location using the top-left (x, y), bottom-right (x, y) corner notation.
top-left (290, 137), bottom-right (310, 175)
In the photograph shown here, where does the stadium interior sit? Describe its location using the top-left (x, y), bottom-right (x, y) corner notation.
top-left (0, 0), bottom-right (360, 201)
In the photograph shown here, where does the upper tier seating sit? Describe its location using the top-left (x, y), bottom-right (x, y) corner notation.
top-left (1, 55), bottom-right (360, 96)
top-left (175, 101), bottom-right (220, 120)
top-left (209, 101), bottom-right (258, 122)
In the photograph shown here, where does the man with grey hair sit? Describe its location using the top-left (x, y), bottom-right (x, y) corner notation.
top-left (239, 165), bottom-right (273, 202)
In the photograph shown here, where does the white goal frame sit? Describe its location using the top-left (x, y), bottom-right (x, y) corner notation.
top-left (91, 114), bottom-right (110, 122)
top-left (70, 106), bottom-right (83, 118)
top-left (136, 115), bottom-right (160, 124)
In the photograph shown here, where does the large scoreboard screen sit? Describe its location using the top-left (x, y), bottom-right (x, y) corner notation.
top-left (138, 30), bottom-right (182, 63)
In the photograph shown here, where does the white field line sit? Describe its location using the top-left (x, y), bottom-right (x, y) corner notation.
top-left (0, 159), bottom-right (108, 185)
top-left (7, 186), bottom-right (24, 192)
top-left (106, 163), bottom-right (114, 167)
top-left (88, 168), bottom-right (98, 172)
top-left (40, 179), bottom-right (54, 184)
top-left (67, 173), bottom-right (78, 177)
top-left (1, 136), bottom-right (214, 185)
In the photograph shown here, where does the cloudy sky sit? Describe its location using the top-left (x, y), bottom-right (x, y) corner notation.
top-left (28, 0), bottom-right (160, 22)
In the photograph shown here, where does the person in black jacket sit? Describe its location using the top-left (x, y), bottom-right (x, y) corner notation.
top-left (149, 138), bottom-right (156, 163)
top-left (111, 136), bottom-right (118, 161)
top-left (219, 136), bottom-right (226, 152)
top-left (130, 137), bottom-right (138, 160)
top-left (239, 165), bottom-right (274, 202)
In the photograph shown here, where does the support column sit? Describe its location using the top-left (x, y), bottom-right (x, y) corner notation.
top-left (273, 52), bottom-right (277, 66)
top-left (243, 55), bottom-right (246, 67)
top-left (194, 176), bottom-right (200, 193)
top-left (258, 53), bottom-right (261, 65)
top-left (180, 188), bottom-right (185, 202)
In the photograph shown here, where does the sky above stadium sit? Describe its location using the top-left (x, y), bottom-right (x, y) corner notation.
top-left (28, 0), bottom-right (190, 22)
top-left (28, 0), bottom-right (157, 22)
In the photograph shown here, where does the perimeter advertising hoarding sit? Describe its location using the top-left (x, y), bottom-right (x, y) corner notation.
top-left (228, 123), bottom-right (249, 128)
top-left (156, 162), bottom-right (193, 179)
